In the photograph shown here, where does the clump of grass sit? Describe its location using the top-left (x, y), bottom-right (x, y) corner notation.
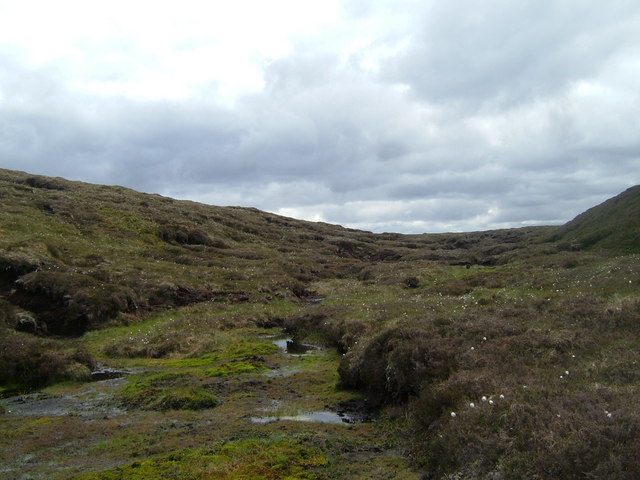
top-left (102, 329), bottom-right (201, 359)
top-left (75, 437), bottom-right (327, 480)
top-left (119, 372), bottom-right (219, 411)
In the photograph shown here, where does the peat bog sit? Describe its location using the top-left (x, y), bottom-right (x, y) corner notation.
top-left (1, 168), bottom-right (639, 479)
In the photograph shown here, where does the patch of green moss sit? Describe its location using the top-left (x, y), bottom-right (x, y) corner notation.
top-left (75, 438), bottom-right (327, 480)
top-left (119, 372), bottom-right (219, 411)
top-left (203, 360), bottom-right (265, 377)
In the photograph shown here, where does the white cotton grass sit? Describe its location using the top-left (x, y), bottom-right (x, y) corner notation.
top-left (450, 411), bottom-right (457, 418)
top-left (469, 402), bottom-right (476, 408)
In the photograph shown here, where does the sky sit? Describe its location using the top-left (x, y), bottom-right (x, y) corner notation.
top-left (1, 0), bottom-right (639, 233)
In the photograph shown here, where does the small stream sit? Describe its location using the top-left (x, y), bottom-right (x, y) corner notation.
top-left (250, 335), bottom-right (373, 425)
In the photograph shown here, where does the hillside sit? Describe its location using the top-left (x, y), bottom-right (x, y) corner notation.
top-left (0, 168), bottom-right (548, 335)
top-left (549, 185), bottom-right (640, 252)
top-left (1, 169), bottom-right (639, 480)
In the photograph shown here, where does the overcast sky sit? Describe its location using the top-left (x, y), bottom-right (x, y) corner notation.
top-left (1, 0), bottom-right (639, 233)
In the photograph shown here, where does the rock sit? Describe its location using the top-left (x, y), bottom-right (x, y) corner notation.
top-left (15, 313), bottom-right (38, 333)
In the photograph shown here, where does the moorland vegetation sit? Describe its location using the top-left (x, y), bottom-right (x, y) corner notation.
top-left (1, 168), bottom-right (639, 479)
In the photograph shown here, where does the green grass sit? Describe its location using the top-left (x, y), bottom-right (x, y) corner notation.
top-left (75, 438), bottom-right (327, 480)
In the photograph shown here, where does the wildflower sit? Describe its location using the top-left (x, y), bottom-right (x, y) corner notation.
top-left (565, 370), bottom-right (570, 375)
top-left (470, 346), bottom-right (475, 351)
top-left (469, 402), bottom-right (476, 408)
top-left (482, 336), bottom-right (487, 341)
top-left (489, 400), bottom-right (495, 405)
top-left (450, 412), bottom-right (457, 418)
top-left (499, 394), bottom-right (505, 400)
top-left (481, 396), bottom-right (487, 402)
top-left (607, 413), bottom-right (613, 418)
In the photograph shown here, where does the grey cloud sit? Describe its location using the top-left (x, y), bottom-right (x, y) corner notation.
top-left (383, 1), bottom-right (640, 110)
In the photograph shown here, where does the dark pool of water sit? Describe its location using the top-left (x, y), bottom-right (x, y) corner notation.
top-left (90, 367), bottom-right (128, 381)
top-left (272, 337), bottom-right (316, 355)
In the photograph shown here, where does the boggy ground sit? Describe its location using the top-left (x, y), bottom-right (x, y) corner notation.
top-left (2, 170), bottom-right (640, 479)
top-left (0, 299), bottom-right (421, 480)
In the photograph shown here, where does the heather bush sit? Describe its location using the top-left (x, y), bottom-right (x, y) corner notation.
top-left (0, 328), bottom-right (94, 389)
top-left (13, 271), bottom-right (139, 333)
top-left (339, 320), bottom-right (459, 404)
top-left (414, 388), bottom-right (640, 479)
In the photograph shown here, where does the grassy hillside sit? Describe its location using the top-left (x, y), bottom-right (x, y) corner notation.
top-left (549, 185), bottom-right (640, 252)
top-left (1, 169), bottom-right (639, 480)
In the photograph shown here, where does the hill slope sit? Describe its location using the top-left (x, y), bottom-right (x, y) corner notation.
top-left (550, 185), bottom-right (640, 252)
top-left (0, 168), bottom-right (547, 334)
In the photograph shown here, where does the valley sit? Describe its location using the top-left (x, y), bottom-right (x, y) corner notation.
top-left (1, 168), bottom-right (639, 479)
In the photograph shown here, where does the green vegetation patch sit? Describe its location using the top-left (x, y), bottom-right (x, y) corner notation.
top-left (203, 360), bottom-right (266, 377)
top-left (119, 372), bottom-right (219, 411)
top-left (76, 438), bottom-right (327, 480)
top-left (166, 342), bottom-right (279, 368)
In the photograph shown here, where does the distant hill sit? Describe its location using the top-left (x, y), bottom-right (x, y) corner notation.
top-left (549, 185), bottom-right (640, 252)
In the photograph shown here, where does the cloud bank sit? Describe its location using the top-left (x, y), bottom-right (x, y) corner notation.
top-left (1, 0), bottom-right (639, 232)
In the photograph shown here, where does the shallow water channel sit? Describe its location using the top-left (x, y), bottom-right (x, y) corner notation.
top-left (251, 410), bottom-right (355, 425)
top-left (249, 336), bottom-right (370, 425)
